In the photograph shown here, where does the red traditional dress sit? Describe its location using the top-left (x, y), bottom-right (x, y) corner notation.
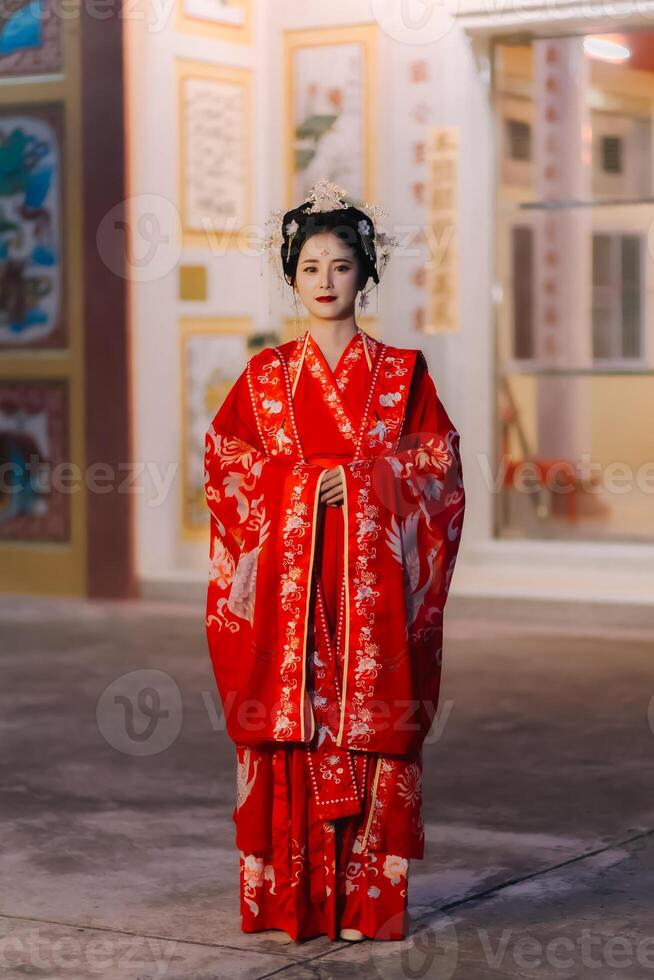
top-left (204, 327), bottom-right (465, 942)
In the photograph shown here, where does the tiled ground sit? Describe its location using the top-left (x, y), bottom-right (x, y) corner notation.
top-left (1, 594), bottom-right (652, 979)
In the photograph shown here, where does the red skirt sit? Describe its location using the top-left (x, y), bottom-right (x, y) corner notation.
top-left (233, 502), bottom-right (418, 942)
top-left (237, 748), bottom-right (410, 941)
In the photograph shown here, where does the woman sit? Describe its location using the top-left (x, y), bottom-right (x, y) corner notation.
top-left (204, 181), bottom-right (465, 943)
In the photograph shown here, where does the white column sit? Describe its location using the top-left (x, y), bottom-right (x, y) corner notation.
top-left (533, 36), bottom-right (593, 460)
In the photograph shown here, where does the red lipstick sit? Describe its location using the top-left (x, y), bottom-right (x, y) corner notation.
top-left (316, 296), bottom-right (337, 303)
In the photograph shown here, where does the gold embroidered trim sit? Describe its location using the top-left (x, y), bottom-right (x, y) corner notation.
top-left (361, 752), bottom-right (383, 850)
top-left (291, 330), bottom-right (311, 399)
top-left (300, 467), bottom-right (327, 742)
top-left (335, 462), bottom-right (350, 747)
top-left (361, 330), bottom-right (372, 371)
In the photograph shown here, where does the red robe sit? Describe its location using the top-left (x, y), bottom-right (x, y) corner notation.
top-left (204, 327), bottom-right (465, 940)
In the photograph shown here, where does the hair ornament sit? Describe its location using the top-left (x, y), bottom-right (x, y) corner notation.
top-left (302, 177), bottom-right (350, 214)
top-left (285, 217), bottom-right (299, 263)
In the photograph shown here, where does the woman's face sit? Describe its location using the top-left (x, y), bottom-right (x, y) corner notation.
top-left (293, 231), bottom-right (362, 321)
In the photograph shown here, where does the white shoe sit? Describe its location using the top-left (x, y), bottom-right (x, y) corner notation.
top-left (340, 927), bottom-right (365, 941)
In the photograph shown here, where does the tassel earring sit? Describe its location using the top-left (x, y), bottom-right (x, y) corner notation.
top-left (292, 286), bottom-right (302, 337)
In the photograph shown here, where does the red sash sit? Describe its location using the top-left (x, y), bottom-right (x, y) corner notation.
top-left (304, 572), bottom-right (370, 821)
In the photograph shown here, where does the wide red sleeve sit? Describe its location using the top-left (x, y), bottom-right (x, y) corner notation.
top-left (204, 362), bottom-right (325, 747)
top-left (338, 351), bottom-right (466, 755)
top-left (397, 352), bottom-right (465, 610)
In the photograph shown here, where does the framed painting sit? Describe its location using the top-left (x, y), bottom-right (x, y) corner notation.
top-left (0, 379), bottom-right (69, 542)
top-left (176, 0), bottom-right (252, 44)
top-left (0, 0), bottom-right (63, 78)
top-left (284, 24), bottom-right (378, 209)
top-left (0, 103), bottom-right (66, 349)
top-left (179, 317), bottom-right (252, 539)
top-left (176, 60), bottom-right (252, 248)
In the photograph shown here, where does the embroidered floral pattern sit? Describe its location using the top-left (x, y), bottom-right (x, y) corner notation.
top-left (361, 353), bottom-right (412, 452)
top-left (248, 354), bottom-right (295, 457)
top-left (303, 345), bottom-right (358, 442)
top-left (238, 814), bottom-right (410, 936)
top-left (344, 857), bottom-right (366, 895)
top-left (396, 760), bottom-right (422, 808)
top-left (208, 534), bottom-right (234, 593)
top-left (205, 428), bottom-right (269, 635)
top-left (335, 331), bottom-right (380, 392)
top-left (341, 469), bottom-right (383, 748)
top-left (274, 464), bottom-right (314, 739)
top-left (361, 755), bottom-right (424, 859)
top-left (334, 339), bottom-right (364, 392)
top-left (324, 821), bottom-right (335, 897)
top-left (204, 428), bottom-right (265, 528)
top-left (365, 758), bottom-right (393, 850)
top-left (383, 855), bottom-right (409, 886)
top-left (383, 429), bottom-right (465, 641)
top-left (341, 850), bottom-right (407, 901)
top-left (240, 347), bottom-right (322, 742)
top-left (236, 746), bottom-right (260, 810)
top-left (290, 837), bottom-right (307, 888)
top-left (240, 852), bottom-right (277, 917)
top-left (288, 329), bottom-right (380, 431)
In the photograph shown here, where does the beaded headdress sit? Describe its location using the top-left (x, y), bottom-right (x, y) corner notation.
top-left (259, 177), bottom-right (399, 312)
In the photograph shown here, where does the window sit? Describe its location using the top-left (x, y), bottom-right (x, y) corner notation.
top-left (495, 34), bottom-right (653, 545)
top-left (506, 119), bottom-right (531, 161)
top-left (592, 233), bottom-right (642, 362)
top-left (600, 135), bottom-right (623, 174)
top-left (511, 226), bottom-right (534, 360)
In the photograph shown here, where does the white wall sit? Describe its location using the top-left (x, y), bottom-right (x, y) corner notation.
top-left (126, 0), bottom-right (271, 585)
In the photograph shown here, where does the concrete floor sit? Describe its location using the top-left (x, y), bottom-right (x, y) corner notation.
top-left (1, 593), bottom-right (653, 980)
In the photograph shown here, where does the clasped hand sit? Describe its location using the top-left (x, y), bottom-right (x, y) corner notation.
top-left (319, 466), bottom-right (344, 507)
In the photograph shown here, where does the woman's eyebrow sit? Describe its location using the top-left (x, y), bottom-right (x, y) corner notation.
top-left (300, 256), bottom-right (353, 263)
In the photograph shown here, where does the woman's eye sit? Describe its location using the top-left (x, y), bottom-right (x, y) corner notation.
top-left (301, 264), bottom-right (350, 273)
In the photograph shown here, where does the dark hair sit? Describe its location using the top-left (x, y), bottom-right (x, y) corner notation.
top-left (280, 199), bottom-right (380, 291)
